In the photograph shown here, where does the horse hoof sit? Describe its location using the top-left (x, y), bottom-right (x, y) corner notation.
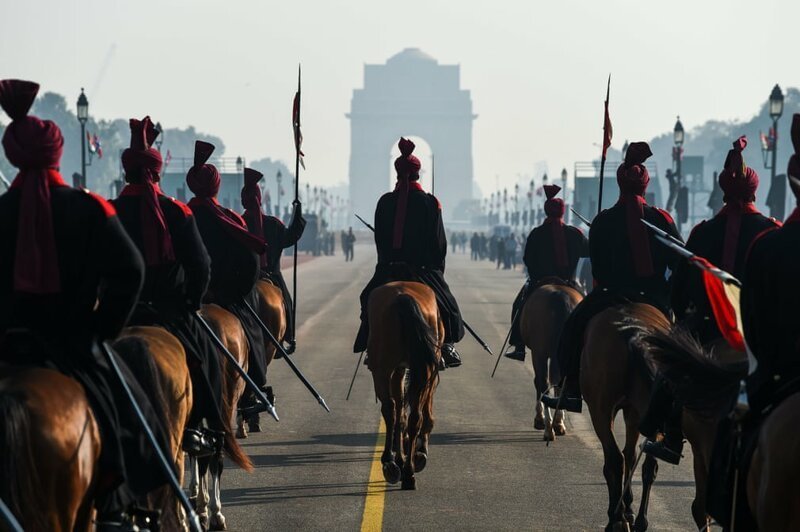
top-left (554, 423), bottom-right (566, 436)
top-left (401, 476), bottom-right (416, 490)
top-left (199, 513), bottom-right (209, 529)
top-left (543, 430), bottom-right (555, 442)
top-left (248, 421), bottom-right (262, 433)
top-left (236, 425), bottom-right (247, 439)
top-left (209, 512), bottom-right (227, 531)
top-left (534, 416), bottom-right (545, 430)
top-left (605, 521), bottom-right (631, 532)
top-left (414, 452), bottom-right (428, 472)
top-left (382, 462), bottom-right (402, 484)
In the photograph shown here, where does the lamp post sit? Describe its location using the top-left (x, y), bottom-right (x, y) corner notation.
top-left (670, 117), bottom-right (685, 216)
top-left (235, 156), bottom-right (244, 174)
top-left (769, 84), bottom-right (784, 191)
top-left (276, 170), bottom-right (283, 218)
top-left (154, 121), bottom-right (163, 153)
top-left (76, 88), bottom-right (89, 188)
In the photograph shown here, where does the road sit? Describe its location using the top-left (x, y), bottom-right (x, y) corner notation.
top-left (214, 243), bottom-right (701, 531)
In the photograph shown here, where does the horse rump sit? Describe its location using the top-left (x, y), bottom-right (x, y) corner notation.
top-left (395, 294), bottom-right (439, 398)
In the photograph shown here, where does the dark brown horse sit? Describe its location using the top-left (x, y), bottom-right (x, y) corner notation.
top-left (582, 303), bottom-right (670, 531)
top-left (0, 366), bottom-right (101, 531)
top-left (625, 327), bottom-right (747, 529)
top-left (368, 281), bottom-right (442, 490)
top-left (519, 283), bottom-right (583, 440)
top-left (189, 304), bottom-right (253, 531)
top-left (114, 326), bottom-right (193, 531)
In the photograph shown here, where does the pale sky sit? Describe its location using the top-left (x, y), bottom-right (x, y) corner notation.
top-left (2, 0), bottom-right (798, 194)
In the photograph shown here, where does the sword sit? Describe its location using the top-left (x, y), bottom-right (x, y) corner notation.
top-left (97, 341), bottom-right (203, 532)
top-left (354, 213), bottom-right (494, 357)
top-left (570, 208), bottom-right (592, 228)
top-left (241, 300), bottom-right (331, 413)
top-left (193, 312), bottom-right (280, 422)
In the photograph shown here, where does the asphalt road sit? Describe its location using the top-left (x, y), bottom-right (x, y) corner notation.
top-left (213, 244), bottom-right (701, 531)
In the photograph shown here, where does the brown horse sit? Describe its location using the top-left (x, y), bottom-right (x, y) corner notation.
top-left (114, 326), bottom-right (193, 531)
top-left (241, 279), bottom-right (287, 434)
top-left (0, 365), bottom-right (101, 531)
top-left (189, 303), bottom-right (253, 531)
top-left (368, 281), bottom-right (442, 490)
top-left (625, 327), bottom-right (747, 529)
top-left (519, 283), bottom-right (583, 440)
top-left (582, 303), bottom-right (670, 531)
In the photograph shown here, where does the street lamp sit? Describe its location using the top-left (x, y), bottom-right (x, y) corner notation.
top-left (76, 88), bottom-right (89, 188)
top-left (154, 121), bottom-right (163, 152)
top-left (768, 84), bottom-right (784, 192)
top-left (235, 156), bottom-right (244, 174)
top-left (276, 170), bottom-right (283, 217)
top-left (669, 116), bottom-right (685, 214)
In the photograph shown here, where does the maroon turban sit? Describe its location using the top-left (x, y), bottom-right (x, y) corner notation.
top-left (240, 168), bottom-right (267, 266)
top-left (118, 116), bottom-right (175, 266)
top-left (719, 136), bottom-right (759, 204)
top-left (542, 184), bottom-right (567, 268)
top-left (788, 114), bottom-right (800, 201)
top-left (615, 141), bottom-right (653, 277)
top-left (392, 137), bottom-right (424, 249)
top-left (186, 140), bottom-right (221, 198)
top-left (0, 79), bottom-right (65, 294)
top-left (186, 142), bottom-right (265, 254)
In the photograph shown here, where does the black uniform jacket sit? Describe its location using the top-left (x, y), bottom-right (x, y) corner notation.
top-left (524, 222), bottom-right (589, 283)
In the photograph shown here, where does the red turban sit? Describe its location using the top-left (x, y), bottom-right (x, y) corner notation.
top-left (394, 137), bottom-right (422, 178)
top-left (615, 141), bottom-right (653, 277)
top-left (616, 142), bottom-right (652, 196)
top-left (719, 136), bottom-right (758, 204)
top-left (186, 141), bottom-right (221, 198)
top-left (118, 116), bottom-right (174, 266)
top-left (542, 184), bottom-right (568, 267)
top-left (0, 79), bottom-right (64, 294)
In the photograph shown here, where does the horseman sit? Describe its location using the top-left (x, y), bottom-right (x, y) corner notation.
top-left (112, 117), bottom-right (228, 458)
top-left (353, 137), bottom-right (464, 368)
top-left (743, 114), bottom-right (800, 411)
top-left (185, 141), bottom-right (271, 409)
top-left (542, 142), bottom-right (683, 412)
top-left (641, 135), bottom-right (780, 465)
top-left (0, 79), bottom-right (170, 529)
top-left (241, 168), bottom-right (306, 353)
top-left (505, 185), bottom-right (589, 361)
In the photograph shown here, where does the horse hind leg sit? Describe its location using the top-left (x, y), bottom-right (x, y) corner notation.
top-left (533, 350), bottom-right (547, 432)
top-left (633, 455), bottom-right (658, 531)
top-left (402, 387), bottom-right (424, 490)
top-left (414, 383), bottom-right (435, 473)
top-left (375, 370), bottom-right (401, 484)
top-left (208, 452), bottom-right (227, 531)
top-left (194, 456), bottom-right (211, 529)
top-left (589, 406), bottom-right (628, 531)
top-left (621, 409), bottom-right (640, 526)
top-left (550, 359), bottom-right (566, 436)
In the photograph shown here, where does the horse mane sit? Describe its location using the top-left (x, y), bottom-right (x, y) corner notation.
top-left (618, 316), bottom-right (747, 413)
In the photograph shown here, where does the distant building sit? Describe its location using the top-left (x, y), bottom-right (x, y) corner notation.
top-left (347, 48), bottom-right (476, 221)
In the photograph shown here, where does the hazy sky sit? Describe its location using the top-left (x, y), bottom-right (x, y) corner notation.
top-left (2, 0), bottom-right (798, 193)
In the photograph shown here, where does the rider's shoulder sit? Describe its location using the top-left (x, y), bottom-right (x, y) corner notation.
top-left (426, 192), bottom-right (442, 211)
top-left (77, 188), bottom-right (117, 219)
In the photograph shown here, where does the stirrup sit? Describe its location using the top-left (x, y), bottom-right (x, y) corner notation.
top-left (642, 439), bottom-right (683, 465)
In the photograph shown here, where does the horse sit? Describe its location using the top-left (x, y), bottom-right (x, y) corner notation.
top-left (624, 326), bottom-right (747, 529)
top-left (188, 303), bottom-right (253, 531)
top-left (240, 279), bottom-right (287, 434)
top-left (367, 281), bottom-right (442, 490)
top-left (0, 365), bottom-right (101, 531)
top-left (519, 282), bottom-right (583, 440)
top-left (581, 303), bottom-right (670, 531)
top-left (114, 326), bottom-right (194, 531)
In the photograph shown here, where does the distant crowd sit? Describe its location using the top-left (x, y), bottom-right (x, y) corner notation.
top-left (447, 230), bottom-right (526, 271)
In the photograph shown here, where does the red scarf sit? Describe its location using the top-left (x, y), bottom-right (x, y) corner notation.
top-left (188, 197), bottom-right (266, 253)
top-left (118, 183), bottom-right (176, 266)
top-left (718, 202), bottom-right (760, 273)
top-left (544, 217), bottom-right (568, 268)
top-left (617, 193), bottom-right (654, 277)
top-left (392, 180), bottom-right (424, 249)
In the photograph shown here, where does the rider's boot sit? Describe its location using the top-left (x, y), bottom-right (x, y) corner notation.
top-left (504, 344), bottom-right (526, 362)
top-left (353, 320), bottom-right (369, 353)
top-left (643, 433), bottom-right (684, 465)
top-left (182, 427), bottom-right (220, 458)
top-left (96, 511), bottom-right (140, 532)
top-left (541, 380), bottom-right (582, 413)
top-left (441, 343), bottom-right (462, 369)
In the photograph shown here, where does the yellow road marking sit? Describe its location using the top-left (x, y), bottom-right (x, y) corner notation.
top-left (360, 418), bottom-right (387, 532)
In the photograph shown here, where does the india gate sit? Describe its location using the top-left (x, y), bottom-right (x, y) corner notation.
top-left (347, 48), bottom-right (476, 221)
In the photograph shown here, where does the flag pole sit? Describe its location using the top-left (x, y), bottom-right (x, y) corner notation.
top-left (292, 64), bottom-right (301, 345)
top-left (431, 154), bottom-right (435, 195)
top-left (598, 74), bottom-right (612, 217)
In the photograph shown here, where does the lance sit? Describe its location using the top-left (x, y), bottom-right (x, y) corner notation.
top-left (597, 74), bottom-right (612, 216)
top-left (354, 213), bottom-right (494, 357)
top-left (241, 299), bottom-right (331, 412)
top-left (570, 207), bottom-right (592, 228)
top-left (96, 341), bottom-right (203, 532)
top-left (291, 64), bottom-right (303, 346)
top-left (0, 497), bottom-right (22, 532)
top-left (431, 153), bottom-right (435, 195)
top-left (193, 312), bottom-right (280, 422)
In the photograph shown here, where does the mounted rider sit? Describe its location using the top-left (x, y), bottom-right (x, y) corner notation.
top-left (112, 116), bottom-right (228, 458)
top-left (542, 142), bottom-right (683, 412)
top-left (0, 79), bottom-right (170, 529)
top-left (241, 168), bottom-right (306, 353)
top-left (185, 141), bottom-right (271, 409)
top-left (505, 184), bottom-right (589, 361)
top-left (641, 135), bottom-right (780, 465)
top-left (354, 137), bottom-right (464, 368)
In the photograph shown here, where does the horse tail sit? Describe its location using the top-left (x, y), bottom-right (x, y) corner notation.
top-left (396, 294), bottom-right (439, 399)
top-left (547, 289), bottom-right (576, 358)
top-left (220, 389), bottom-right (253, 472)
top-left (0, 390), bottom-right (45, 531)
top-left (622, 321), bottom-right (747, 409)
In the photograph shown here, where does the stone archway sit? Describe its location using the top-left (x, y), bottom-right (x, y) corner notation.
top-left (347, 48), bottom-right (476, 221)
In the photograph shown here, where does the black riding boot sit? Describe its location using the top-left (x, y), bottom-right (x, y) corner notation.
top-left (642, 383), bottom-right (685, 465)
top-left (504, 344), bottom-right (526, 362)
top-left (541, 378), bottom-right (582, 413)
top-left (441, 343), bottom-right (462, 369)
